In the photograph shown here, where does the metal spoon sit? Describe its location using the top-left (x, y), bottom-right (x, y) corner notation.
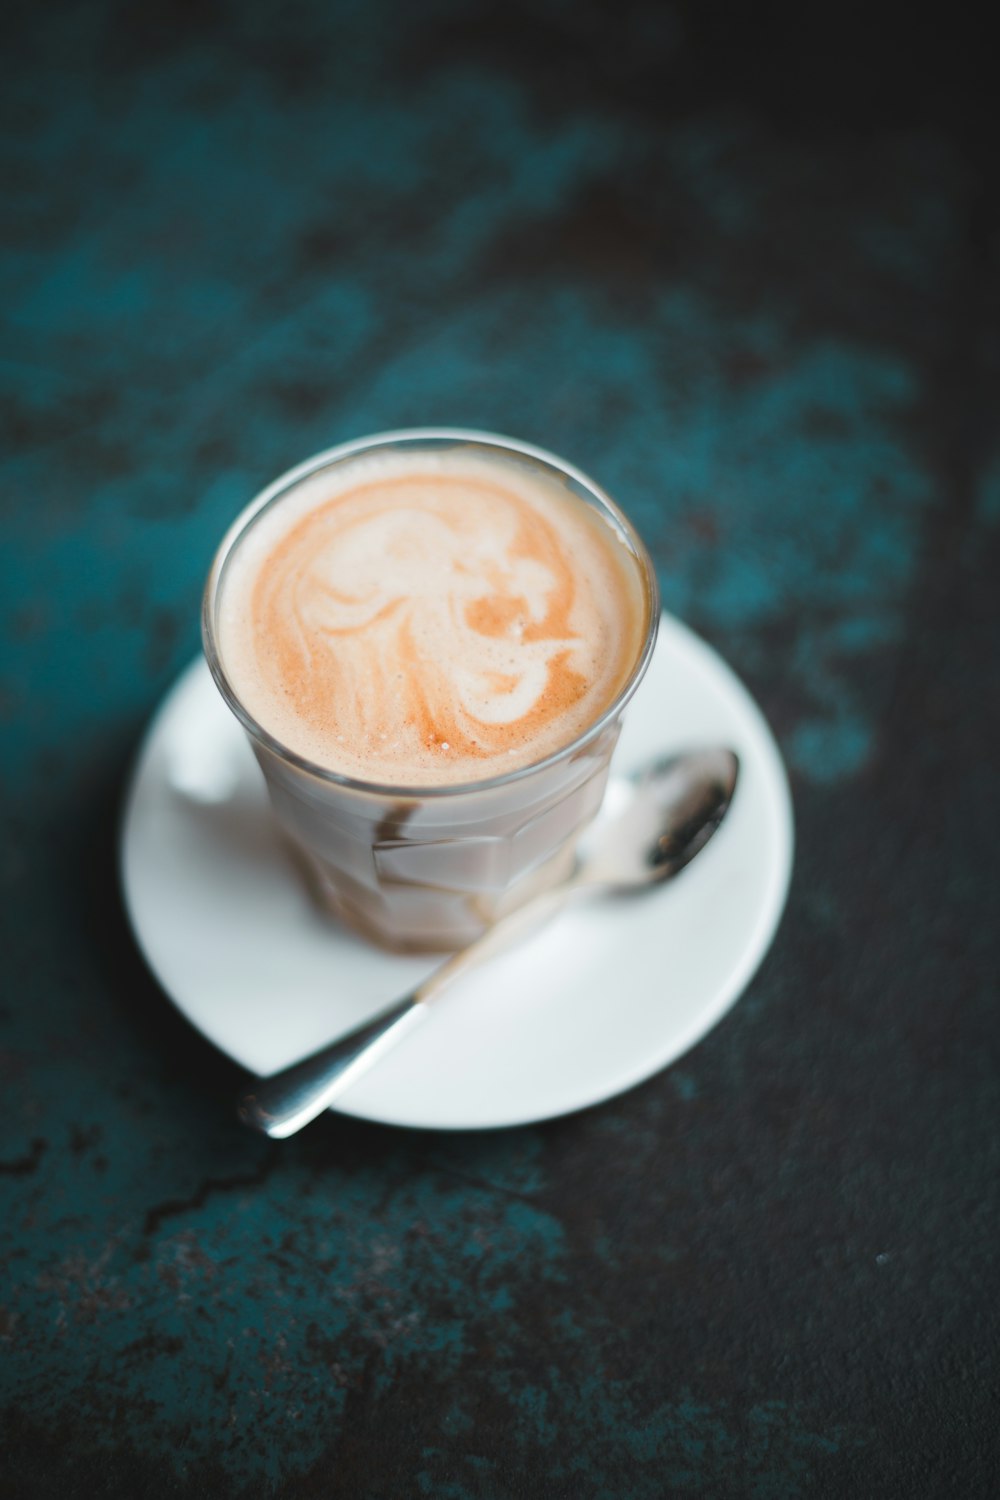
top-left (238, 747), bottom-right (739, 1138)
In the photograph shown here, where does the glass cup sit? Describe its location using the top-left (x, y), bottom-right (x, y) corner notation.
top-left (202, 429), bottom-right (659, 952)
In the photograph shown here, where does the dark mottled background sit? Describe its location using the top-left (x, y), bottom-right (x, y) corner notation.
top-left (2, 2), bottom-right (998, 1496)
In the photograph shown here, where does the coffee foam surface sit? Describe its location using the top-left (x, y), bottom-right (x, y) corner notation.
top-left (216, 448), bottom-right (648, 786)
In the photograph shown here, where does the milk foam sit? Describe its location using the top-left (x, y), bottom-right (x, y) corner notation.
top-left (216, 448), bottom-right (648, 785)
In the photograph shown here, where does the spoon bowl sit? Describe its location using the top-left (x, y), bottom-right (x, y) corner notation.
top-left (580, 748), bottom-right (739, 889)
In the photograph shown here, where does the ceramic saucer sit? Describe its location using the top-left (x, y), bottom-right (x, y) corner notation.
top-left (120, 614), bottom-right (793, 1130)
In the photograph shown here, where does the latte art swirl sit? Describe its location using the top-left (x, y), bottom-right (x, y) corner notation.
top-left (217, 452), bottom-right (648, 785)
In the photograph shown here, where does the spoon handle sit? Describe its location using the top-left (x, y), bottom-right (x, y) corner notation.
top-left (237, 993), bottom-right (426, 1138)
top-left (414, 876), bottom-right (588, 998)
top-left (238, 877), bottom-right (591, 1138)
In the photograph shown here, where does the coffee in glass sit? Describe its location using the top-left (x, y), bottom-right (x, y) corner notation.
top-left (203, 429), bottom-right (658, 951)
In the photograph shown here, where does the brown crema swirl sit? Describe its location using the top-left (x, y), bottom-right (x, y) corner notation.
top-left (217, 452), bottom-right (648, 785)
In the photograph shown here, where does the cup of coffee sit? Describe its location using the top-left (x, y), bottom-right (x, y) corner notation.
top-left (202, 429), bottom-right (659, 952)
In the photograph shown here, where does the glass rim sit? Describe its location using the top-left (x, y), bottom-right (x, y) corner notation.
top-left (202, 426), bottom-right (661, 800)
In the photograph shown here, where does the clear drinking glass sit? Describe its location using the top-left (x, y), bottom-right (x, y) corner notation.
top-left (202, 429), bottom-right (660, 952)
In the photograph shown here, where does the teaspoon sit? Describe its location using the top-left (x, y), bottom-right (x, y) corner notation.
top-left (238, 747), bottom-right (739, 1138)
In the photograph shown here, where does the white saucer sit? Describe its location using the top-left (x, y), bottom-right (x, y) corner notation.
top-left (120, 614), bottom-right (793, 1130)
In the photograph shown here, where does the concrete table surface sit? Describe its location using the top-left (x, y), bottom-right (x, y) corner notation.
top-left (2, 3), bottom-right (997, 1496)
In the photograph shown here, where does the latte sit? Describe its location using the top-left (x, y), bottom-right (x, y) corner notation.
top-left (216, 447), bottom-right (649, 786)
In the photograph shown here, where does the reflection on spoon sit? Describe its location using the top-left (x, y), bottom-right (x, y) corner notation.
top-left (238, 748), bottom-right (739, 1139)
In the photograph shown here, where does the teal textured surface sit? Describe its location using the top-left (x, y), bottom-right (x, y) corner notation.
top-left (2, 2), bottom-right (998, 1496)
